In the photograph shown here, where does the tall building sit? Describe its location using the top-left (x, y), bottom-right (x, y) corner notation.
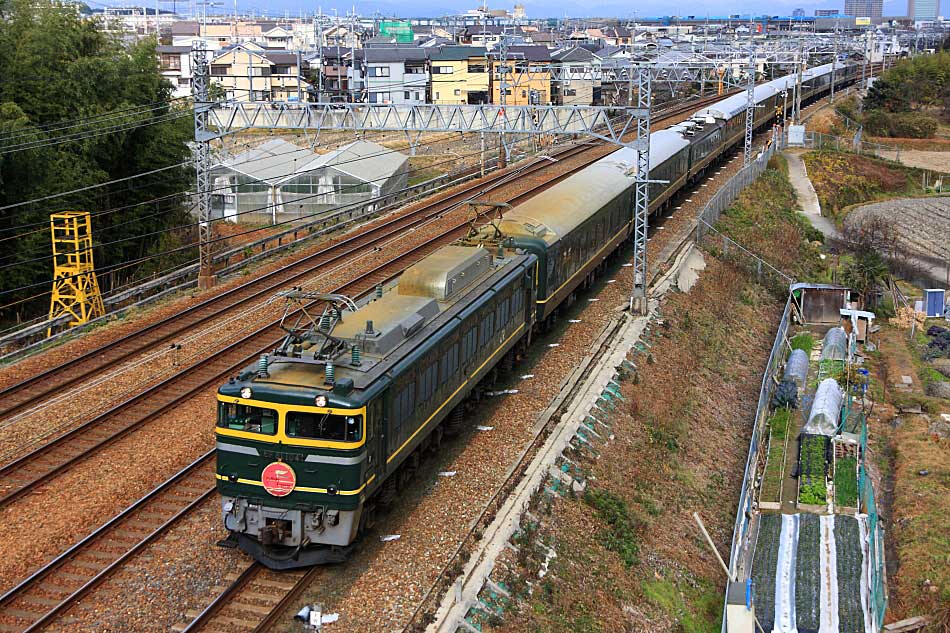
top-left (908, 0), bottom-right (939, 21)
top-left (844, 0), bottom-right (883, 18)
top-left (793, 8), bottom-right (806, 16)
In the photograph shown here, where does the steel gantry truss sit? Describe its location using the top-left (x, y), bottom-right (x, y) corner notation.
top-left (190, 49), bottom-right (656, 311)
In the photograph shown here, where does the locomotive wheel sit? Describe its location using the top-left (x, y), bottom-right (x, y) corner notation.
top-left (445, 405), bottom-right (466, 436)
top-left (378, 477), bottom-right (398, 507)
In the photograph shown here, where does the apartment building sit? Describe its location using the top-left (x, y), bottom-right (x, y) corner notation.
top-left (550, 46), bottom-right (601, 105)
top-left (428, 46), bottom-right (490, 104)
top-left (157, 44), bottom-right (194, 98)
top-left (210, 44), bottom-right (310, 102)
top-left (489, 46), bottom-right (552, 105)
top-left (363, 47), bottom-right (428, 104)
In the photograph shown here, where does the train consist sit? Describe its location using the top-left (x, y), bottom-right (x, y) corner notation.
top-left (215, 62), bottom-right (860, 568)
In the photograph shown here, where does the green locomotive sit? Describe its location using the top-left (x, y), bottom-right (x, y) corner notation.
top-left (217, 246), bottom-right (536, 568)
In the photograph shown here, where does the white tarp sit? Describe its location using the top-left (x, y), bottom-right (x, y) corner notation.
top-left (784, 349), bottom-right (810, 387)
top-left (818, 515), bottom-right (840, 633)
top-left (805, 378), bottom-right (843, 436)
top-left (821, 327), bottom-right (848, 362)
top-left (774, 513), bottom-right (799, 633)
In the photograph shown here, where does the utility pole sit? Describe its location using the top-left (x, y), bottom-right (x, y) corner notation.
top-left (830, 22), bottom-right (838, 103)
top-left (794, 35), bottom-right (804, 124)
top-left (744, 52), bottom-right (755, 166)
top-left (192, 42), bottom-right (215, 289)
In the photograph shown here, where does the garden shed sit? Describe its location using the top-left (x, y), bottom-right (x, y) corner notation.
top-left (210, 138), bottom-right (409, 224)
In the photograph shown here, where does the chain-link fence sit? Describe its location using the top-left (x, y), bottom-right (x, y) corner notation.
top-left (694, 134), bottom-right (795, 296)
top-left (800, 130), bottom-right (904, 164)
top-left (858, 415), bottom-right (888, 631)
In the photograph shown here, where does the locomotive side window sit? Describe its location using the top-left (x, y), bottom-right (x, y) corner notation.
top-left (218, 403), bottom-right (278, 435)
top-left (286, 411), bottom-right (363, 442)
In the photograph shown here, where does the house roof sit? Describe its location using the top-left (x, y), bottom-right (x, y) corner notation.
top-left (157, 45), bottom-right (192, 54)
top-left (489, 45), bottom-right (550, 62)
top-left (214, 139), bottom-right (407, 187)
top-left (552, 46), bottom-right (596, 62)
top-left (170, 21), bottom-right (199, 36)
top-left (364, 47), bottom-right (427, 63)
top-left (261, 51), bottom-right (300, 65)
top-left (428, 45), bottom-right (488, 61)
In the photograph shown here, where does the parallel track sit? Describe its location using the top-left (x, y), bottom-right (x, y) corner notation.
top-left (0, 92), bottom-right (732, 424)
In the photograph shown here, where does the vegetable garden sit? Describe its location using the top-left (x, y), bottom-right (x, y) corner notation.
top-left (795, 513), bottom-right (822, 632)
top-left (760, 409), bottom-right (791, 503)
top-left (751, 513), bottom-right (782, 633)
top-left (834, 456), bottom-right (858, 508)
top-left (798, 434), bottom-right (829, 506)
top-left (835, 516), bottom-right (866, 632)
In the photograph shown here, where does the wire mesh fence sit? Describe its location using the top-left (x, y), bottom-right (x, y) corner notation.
top-left (694, 133), bottom-right (795, 296)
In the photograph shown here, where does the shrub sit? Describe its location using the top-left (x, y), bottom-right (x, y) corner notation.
top-left (864, 109), bottom-right (939, 138)
top-left (583, 488), bottom-right (640, 567)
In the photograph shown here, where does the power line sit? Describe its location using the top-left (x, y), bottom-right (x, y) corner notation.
top-left (0, 131), bottom-right (543, 299)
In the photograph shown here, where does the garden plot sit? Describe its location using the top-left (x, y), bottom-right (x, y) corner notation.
top-left (798, 434), bottom-right (830, 507)
top-left (795, 513), bottom-right (822, 631)
top-left (751, 512), bottom-right (783, 632)
top-left (834, 516), bottom-right (867, 633)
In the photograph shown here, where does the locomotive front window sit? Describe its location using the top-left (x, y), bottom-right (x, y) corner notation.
top-left (286, 411), bottom-right (362, 443)
top-left (217, 403), bottom-right (278, 435)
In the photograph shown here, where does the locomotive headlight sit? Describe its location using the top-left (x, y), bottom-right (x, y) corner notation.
top-left (240, 387), bottom-right (252, 399)
top-left (315, 395), bottom-right (327, 407)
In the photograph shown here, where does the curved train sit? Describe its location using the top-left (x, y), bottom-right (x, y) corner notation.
top-left (215, 62), bottom-right (860, 568)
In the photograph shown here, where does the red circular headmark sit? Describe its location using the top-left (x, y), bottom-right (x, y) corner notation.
top-left (261, 461), bottom-right (296, 497)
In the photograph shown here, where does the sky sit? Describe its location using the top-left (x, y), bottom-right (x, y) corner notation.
top-left (224, 0), bottom-right (910, 19)
top-left (150, 0), bottom-right (910, 20)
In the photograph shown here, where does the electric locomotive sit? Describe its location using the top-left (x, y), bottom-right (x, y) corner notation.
top-left (216, 245), bottom-right (536, 568)
top-left (215, 63), bottom-right (861, 567)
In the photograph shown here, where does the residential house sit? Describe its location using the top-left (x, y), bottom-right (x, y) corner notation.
top-left (310, 49), bottom-right (364, 102)
top-left (262, 26), bottom-right (293, 49)
top-left (551, 46), bottom-right (601, 105)
top-left (363, 47), bottom-right (428, 104)
top-left (489, 45), bottom-right (551, 105)
top-left (428, 46), bottom-right (490, 105)
top-left (210, 44), bottom-right (310, 102)
top-left (157, 44), bottom-right (193, 98)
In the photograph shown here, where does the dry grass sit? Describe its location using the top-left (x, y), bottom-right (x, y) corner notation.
top-left (492, 259), bottom-right (781, 633)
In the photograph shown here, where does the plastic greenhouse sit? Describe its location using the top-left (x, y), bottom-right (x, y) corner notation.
top-left (820, 327), bottom-right (848, 362)
top-left (783, 349), bottom-right (809, 387)
top-left (804, 378), bottom-right (843, 436)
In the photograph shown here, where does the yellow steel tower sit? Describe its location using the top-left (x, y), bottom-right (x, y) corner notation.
top-left (48, 211), bottom-right (104, 335)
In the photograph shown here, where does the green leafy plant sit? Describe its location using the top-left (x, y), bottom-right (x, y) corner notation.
top-left (835, 456), bottom-right (858, 507)
top-left (583, 488), bottom-right (640, 567)
top-left (790, 333), bottom-right (815, 355)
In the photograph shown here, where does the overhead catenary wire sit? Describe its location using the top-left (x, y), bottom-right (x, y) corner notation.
top-left (0, 129), bottom-right (552, 303)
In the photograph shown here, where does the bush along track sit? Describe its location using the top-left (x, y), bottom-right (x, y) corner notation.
top-left (471, 258), bottom-right (781, 632)
top-left (795, 513), bottom-right (822, 632)
top-left (834, 516), bottom-right (866, 633)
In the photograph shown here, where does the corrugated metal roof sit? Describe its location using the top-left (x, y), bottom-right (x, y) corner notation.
top-left (497, 130), bottom-right (688, 242)
top-left (215, 138), bottom-right (407, 186)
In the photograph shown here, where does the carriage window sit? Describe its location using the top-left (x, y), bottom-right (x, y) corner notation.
top-left (217, 403), bottom-right (277, 435)
top-left (286, 411), bottom-right (362, 442)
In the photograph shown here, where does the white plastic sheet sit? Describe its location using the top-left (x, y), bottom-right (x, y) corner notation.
top-left (818, 515), bottom-right (840, 633)
top-left (821, 327), bottom-right (848, 362)
top-left (784, 348), bottom-right (810, 387)
top-left (805, 378), bottom-right (843, 436)
top-left (774, 513), bottom-right (799, 633)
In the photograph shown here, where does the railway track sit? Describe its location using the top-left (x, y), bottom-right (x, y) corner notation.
top-left (1, 114), bottom-right (702, 511)
top-left (178, 563), bottom-right (322, 633)
top-left (0, 452), bottom-right (217, 632)
top-left (0, 92), bottom-right (727, 424)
